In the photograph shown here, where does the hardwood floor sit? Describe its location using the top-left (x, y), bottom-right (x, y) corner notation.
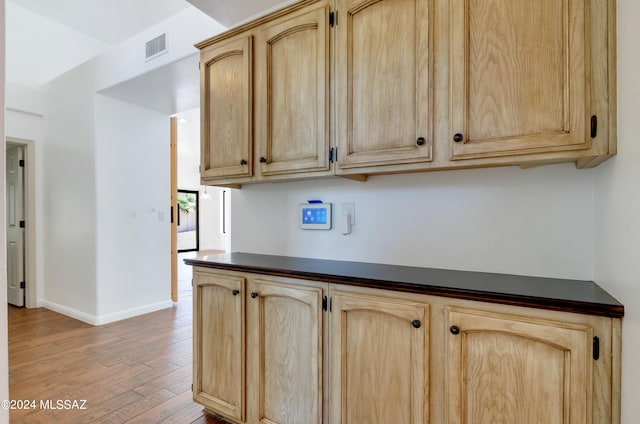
top-left (8, 252), bottom-right (229, 424)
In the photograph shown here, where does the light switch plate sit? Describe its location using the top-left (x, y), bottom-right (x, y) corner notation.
top-left (341, 202), bottom-right (355, 225)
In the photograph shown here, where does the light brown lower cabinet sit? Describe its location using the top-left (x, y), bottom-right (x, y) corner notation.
top-left (446, 308), bottom-right (593, 424)
top-left (192, 268), bottom-right (620, 424)
top-left (246, 279), bottom-right (325, 424)
top-left (329, 291), bottom-right (429, 424)
top-left (193, 271), bottom-right (246, 421)
top-left (194, 269), bottom-right (326, 424)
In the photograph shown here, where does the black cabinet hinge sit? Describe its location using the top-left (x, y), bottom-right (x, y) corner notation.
top-left (19, 159), bottom-right (25, 167)
top-left (329, 147), bottom-right (336, 163)
top-left (591, 115), bottom-right (598, 138)
top-left (20, 281), bottom-right (25, 289)
top-left (329, 11), bottom-right (337, 27)
top-left (322, 296), bottom-right (328, 311)
top-left (593, 336), bottom-right (600, 360)
top-left (19, 221), bottom-right (25, 228)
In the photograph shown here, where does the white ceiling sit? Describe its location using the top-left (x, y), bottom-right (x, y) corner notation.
top-left (8, 0), bottom-right (191, 45)
top-left (98, 53), bottom-right (201, 115)
top-left (6, 0), bottom-right (292, 114)
top-left (186, 0), bottom-right (296, 27)
top-left (6, 0), bottom-right (194, 86)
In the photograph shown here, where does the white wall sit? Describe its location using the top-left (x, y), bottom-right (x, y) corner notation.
top-left (94, 96), bottom-right (172, 323)
top-left (41, 64), bottom-right (174, 324)
top-left (1, 0), bottom-right (8, 418)
top-left (7, 6), bottom-right (223, 324)
top-left (593, 1), bottom-right (640, 422)
top-left (40, 64), bottom-right (99, 321)
top-left (177, 108), bottom-right (225, 251)
top-left (232, 164), bottom-right (594, 279)
top-left (6, 82), bottom-right (43, 115)
top-left (6, 109), bottom-right (42, 140)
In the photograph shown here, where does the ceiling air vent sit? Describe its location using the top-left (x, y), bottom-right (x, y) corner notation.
top-left (146, 33), bottom-right (167, 60)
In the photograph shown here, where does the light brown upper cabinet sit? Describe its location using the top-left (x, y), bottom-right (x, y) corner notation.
top-left (444, 0), bottom-right (616, 169)
top-left (449, 0), bottom-right (589, 160)
top-left (335, 0), bottom-right (433, 172)
top-left (255, 2), bottom-right (331, 176)
top-left (200, 36), bottom-right (253, 181)
top-left (197, 0), bottom-right (616, 187)
top-left (197, 0), bottom-right (334, 187)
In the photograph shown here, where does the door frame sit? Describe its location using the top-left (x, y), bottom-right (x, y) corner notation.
top-left (170, 117), bottom-right (178, 302)
top-left (6, 137), bottom-right (36, 308)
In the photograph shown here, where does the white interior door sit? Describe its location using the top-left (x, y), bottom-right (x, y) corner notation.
top-left (6, 145), bottom-right (25, 307)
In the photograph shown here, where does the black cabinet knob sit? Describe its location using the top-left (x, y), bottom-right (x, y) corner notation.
top-left (450, 325), bottom-right (460, 335)
top-left (232, 289), bottom-right (240, 296)
top-left (240, 159), bottom-right (247, 165)
top-left (250, 292), bottom-right (258, 299)
top-left (416, 137), bottom-right (426, 146)
top-left (259, 157), bottom-right (267, 163)
top-left (412, 319), bottom-right (422, 328)
top-left (453, 133), bottom-right (464, 143)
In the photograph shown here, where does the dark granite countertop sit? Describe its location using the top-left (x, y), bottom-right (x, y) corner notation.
top-left (184, 252), bottom-right (624, 318)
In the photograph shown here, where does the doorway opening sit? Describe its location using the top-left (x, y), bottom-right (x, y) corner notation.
top-left (177, 189), bottom-right (199, 252)
top-left (6, 138), bottom-right (37, 309)
top-left (170, 111), bottom-right (230, 302)
top-left (6, 143), bottom-right (25, 307)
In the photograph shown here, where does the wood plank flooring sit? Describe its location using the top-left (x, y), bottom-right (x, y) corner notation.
top-left (8, 252), bottom-right (229, 424)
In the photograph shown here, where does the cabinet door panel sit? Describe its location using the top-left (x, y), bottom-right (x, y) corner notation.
top-left (201, 36), bottom-right (253, 179)
top-left (193, 272), bottom-right (245, 421)
top-left (330, 291), bottom-right (428, 424)
top-left (258, 4), bottom-right (330, 176)
top-left (247, 280), bottom-right (323, 424)
top-left (446, 308), bottom-right (592, 424)
top-left (336, 0), bottom-right (432, 169)
top-left (449, 0), bottom-right (589, 159)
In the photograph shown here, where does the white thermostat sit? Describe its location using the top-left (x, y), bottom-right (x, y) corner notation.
top-left (299, 202), bottom-right (331, 230)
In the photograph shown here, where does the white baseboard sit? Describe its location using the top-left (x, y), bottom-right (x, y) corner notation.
top-left (42, 300), bottom-right (174, 326)
top-left (41, 301), bottom-right (98, 325)
top-left (95, 301), bottom-right (174, 325)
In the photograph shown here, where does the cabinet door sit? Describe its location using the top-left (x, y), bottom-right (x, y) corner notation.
top-left (336, 0), bottom-right (432, 170)
top-left (449, 0), bottom-right (589, 160)
top-left (193, 271), bottom-right (245, 421)
top-left (256, 3), bottom-right (331, 176)
top-left (330, 291), bottom-right (428, 424)
top-left (200, 36), bottom-right (253, 180)
top-left (446, 307), bottom-right (592, 424)
top-left (247, 279), bottom-right (324, 424)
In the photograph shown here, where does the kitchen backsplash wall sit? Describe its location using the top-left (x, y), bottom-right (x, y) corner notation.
top-left (231, 163), bottom-right (594, 280)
